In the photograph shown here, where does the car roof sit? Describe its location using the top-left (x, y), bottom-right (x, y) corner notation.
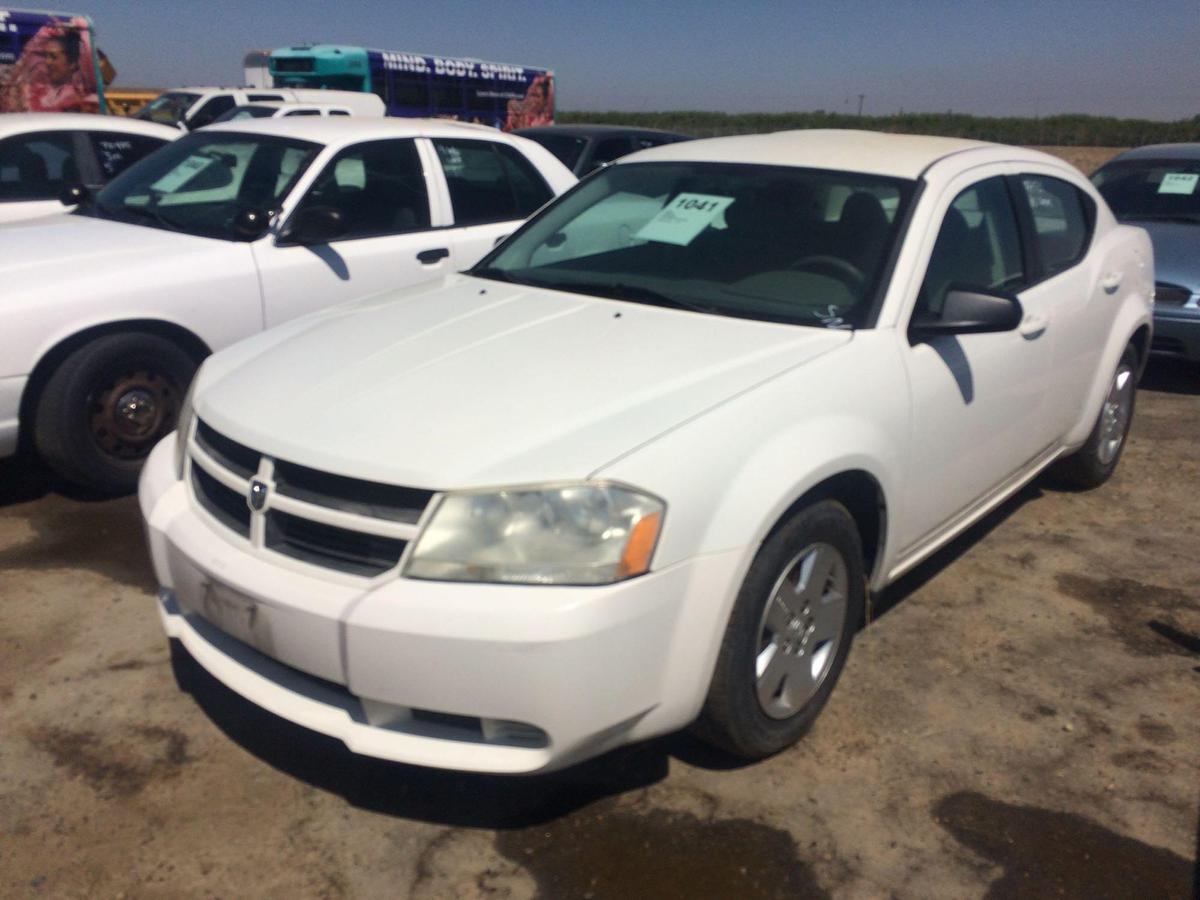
top-left (620, 128), bottom-right (1007, 180)
top-left (516, 124), bottom-right (691, 139)
top-left (0, 112), bottom-right (181, 140)
top-left (201, 116), bottom-right (513, 144)
top-left (1104, 143), bottom-right (1200, 163)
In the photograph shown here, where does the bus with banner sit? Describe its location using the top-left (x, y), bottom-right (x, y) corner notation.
top-left (0, 8), bottom-right (109, 113)
top-left (268, 44), bottom-right (553, 131)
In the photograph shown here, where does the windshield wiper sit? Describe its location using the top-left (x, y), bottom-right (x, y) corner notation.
top-left (469, 266), bottom-right (526, 285)
top-left (545, 279), bottom-right (717, 314)
top-left (117, 203), bottom-right (184, 233)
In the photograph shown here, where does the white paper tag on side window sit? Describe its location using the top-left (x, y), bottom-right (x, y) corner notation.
top-left (150, 154), bottom-right (213, 193)
top-left (1158, 173), bottom-right (1198, 195)
top-left (635, 193), bottom-right (735, 246)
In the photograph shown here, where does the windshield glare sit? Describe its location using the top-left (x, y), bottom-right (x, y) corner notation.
top-left (135, 92), bottom-right (201, 126)
top-left (1093, 158), bottom-right (1200, 222)
top-left (91, 132), bottom-right (321, 240)
top-left (476, 162), bottom-right (914, 328)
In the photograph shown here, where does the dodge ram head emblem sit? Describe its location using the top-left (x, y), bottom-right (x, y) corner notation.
top-left (248, 479), bottom-right (269, 512)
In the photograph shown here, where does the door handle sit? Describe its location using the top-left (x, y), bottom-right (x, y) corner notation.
top-left (1018, 314), bottom-right (1048, 339)
top-left (417, 247), bottom-right (450, 264)
top-left (1100, 272), bottom-right (1123, 293)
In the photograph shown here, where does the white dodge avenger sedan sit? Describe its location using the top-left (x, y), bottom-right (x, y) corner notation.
top-left (140, 130), bottom-right (1153, 773)
top-left (0, 117), bottom-right (573, 492)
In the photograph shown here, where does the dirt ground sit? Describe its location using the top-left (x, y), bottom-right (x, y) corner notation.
top-left (1, 357), bottom-right (1198, 899)
top-left (1032, 146), bottom-right (1125, 175)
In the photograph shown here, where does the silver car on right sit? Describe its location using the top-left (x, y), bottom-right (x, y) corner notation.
top-left (1092, 144), bottom-right (1200, 366)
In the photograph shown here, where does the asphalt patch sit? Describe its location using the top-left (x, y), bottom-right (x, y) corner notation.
top-left (934, 791), bottom-right (1192, 899)
top-left (1055, 573), bottom-right (1197, 657)
top-left (27, 724), bottom-right (192, 798)
top-left (494, 802), bottom-right (830, 900)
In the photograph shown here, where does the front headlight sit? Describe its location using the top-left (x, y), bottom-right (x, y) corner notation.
top-left (172, 376), bottom-right (198, 480)
top-left (403, 482), bottom-right (664, 586)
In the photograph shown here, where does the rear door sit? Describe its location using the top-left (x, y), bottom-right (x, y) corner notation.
top-left (427, 137), bottom-right (557, 268)
top-left (254, 137), bottom-right (452, 328)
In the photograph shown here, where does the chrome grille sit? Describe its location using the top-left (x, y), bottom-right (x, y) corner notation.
top-left (187, 419), bottom-right (434, 577)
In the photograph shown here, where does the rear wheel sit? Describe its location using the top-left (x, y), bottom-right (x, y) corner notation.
top-left (695, 500), bottom-right (865, 759)
top-left (1052, 345), bottom-right (1137, 489)
top-left (34, 333), bottom-right (196, 494)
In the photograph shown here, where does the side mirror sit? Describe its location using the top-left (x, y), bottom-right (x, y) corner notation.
top-left (910, 286), bottom-right (1023, 339)
top-left (231, 208), bottom-right (271, 241)
top-left (278, 206), bottom-right (347, 245)
top-left (60, 183), bottom-right (89, 207)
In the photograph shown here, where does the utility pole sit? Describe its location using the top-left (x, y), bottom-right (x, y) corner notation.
top-left (857, 94), bottom-right (866, 116)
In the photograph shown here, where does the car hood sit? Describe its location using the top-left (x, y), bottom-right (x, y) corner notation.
top-left (1123, 219), bottom-right (1200, 291)
top-left (0, 212), bottom-right (216, 284)
top-left (198, 275), bottom-right (852, 488)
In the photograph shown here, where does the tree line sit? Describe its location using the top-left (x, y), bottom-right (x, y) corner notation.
top-left (558, 110), bottom-right (1200, 146)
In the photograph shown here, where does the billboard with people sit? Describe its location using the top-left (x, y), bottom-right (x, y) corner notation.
top-left (0, 8), bottom-right (112, 113)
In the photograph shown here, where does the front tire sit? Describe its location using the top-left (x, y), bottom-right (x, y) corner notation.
top-left (695, 499), bottom-right (865, 759)
top-left (33, 333), bottom-right (197, 494)
top-left (1052, 345), bottom-right (1137, 490)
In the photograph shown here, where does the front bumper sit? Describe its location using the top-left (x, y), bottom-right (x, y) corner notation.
top-left (1151, 308), bottom-right (1200, 362)
top-left (0, 375), bottom-right (27, 458)
top-left (140, 436), bottom-right (744, 774)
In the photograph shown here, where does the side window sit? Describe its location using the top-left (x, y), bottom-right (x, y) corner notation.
top-left (329, 110), bottom-right (350, 116)
top-left (0, 131), bottom-right (77, 201)
top-left (918, 177), bottom-right (1024, 315)
top-left (590, 137), bottom-right (633, 169)
top-left (188, 95), bottom-right (236, 128)
top-left (294, 138), bottom-right (430, 239)
top-left (89, 132), bottom-right (169, 180)
top-left (1020, 175), bottom-right (1093, 277)
top-left (285, 109), bottom-right (321, 117)
top-left (248, 93), bottom-right (285, 102)
top-left (432, 138), bottom-right (553, 226)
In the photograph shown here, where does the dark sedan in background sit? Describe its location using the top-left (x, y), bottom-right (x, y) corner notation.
top-left (1092, 144), bottom-right (1200, 366)
top-left (514, 124), bottom-right (692, 175)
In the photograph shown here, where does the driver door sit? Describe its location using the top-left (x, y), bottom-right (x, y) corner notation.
top-left (254, 138), bottom-right (454, 329)
top-left (897, 171), bottom-right (1055, 557)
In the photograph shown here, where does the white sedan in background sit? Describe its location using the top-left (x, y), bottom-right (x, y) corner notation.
top-left (140, 129), bottom-right (1153, 774)
top-left (0, 112), bottom-right (180, 224)
top-left (0, 117), bottom-right (574, 492)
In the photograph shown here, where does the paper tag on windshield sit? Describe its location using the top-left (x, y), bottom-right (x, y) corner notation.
top-left (150, 154), bottom-right (213, 193)
top-left (1158, 173), bottom-right (1198, 195)
top-left (635, 193), bottom-right (735, 246)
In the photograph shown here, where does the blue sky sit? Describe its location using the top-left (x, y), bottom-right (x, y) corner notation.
top-left (78, 0), bottom-right (1198, 120)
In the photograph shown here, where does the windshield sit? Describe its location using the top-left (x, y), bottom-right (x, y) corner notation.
top-left (89, 131), bottom-right (321, 240)
top-left (213, 105), bottom-right (278, 123)
top-left (473, 162), bottom-right (915, 329)
top-left (135, 91), bottom-right (202, 127)
top-left (1092, 158), bottom-right (1200, 223)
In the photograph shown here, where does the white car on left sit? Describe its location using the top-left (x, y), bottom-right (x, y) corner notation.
top-left (0, 112), bottom-right (180, 224)
top-left (0, 117), bottom-right (575, 492)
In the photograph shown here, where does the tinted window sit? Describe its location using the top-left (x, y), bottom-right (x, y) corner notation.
top-left (188, 95), bottom-right (236, 128)
top-left (433, 138), bottom-right (553, 226)
top-left (89, 132), bottom-right (169, 180)
top-left (520, 132), bottom-right (586, 171)
top-left (590, 136), bottom-right (632, 169)
top-left (294, 138), bottom-right (430, 239)
top-left (329, 110), bottom-right (350, 116)
top-left (0, 131), bottom-right (77, 201)
top-left (1092, 158), bottom-right (1199, 222)
top-left (1020, 176), bottom-right (1093, 276)
top-left (247, 93), bottom-right (285, 102)
top-left (286, 109), bottom-right (321, 116)
top-left (919, 177), bottom-right (1024, 315)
